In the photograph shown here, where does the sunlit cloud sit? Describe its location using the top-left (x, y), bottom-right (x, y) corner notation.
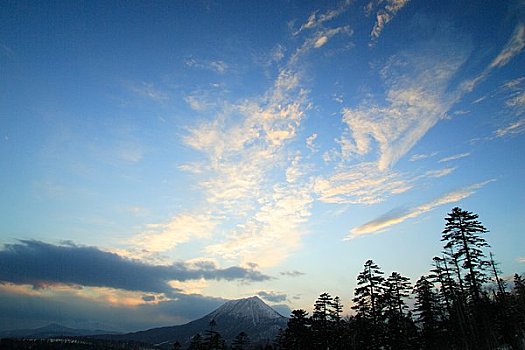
top-left (462, 23), bottom-right (525, 92)
top-left (280, 270), bottom-right (305, 277)
top-left (495, 118), bottom-right (525, 137)
top-left (347, 180), bottom-right (494, 238)
top-left (340, 42), bottom-right (467, 170)
top-left (489, 24), bottom-right (525, 69)
top-left (184, 58), bottom-right (229, 74)
top-left (174, 21), bottom-right (351, 268)
top-left (257, 290), bottom-right (287, 303)
top-left (169, 278), bottom-right (208, 295)
top-left (439, 152), bottom-right (471, 163)
top-left (131, 212), bottom-right (218, 256)
top-left (293, 1), bottom-right (351, 35)
top-left (423, 167), bottom-right (456, 178)
top-left (306, 133), bottom-right (318, 153)
top-left (368, 0), bottom-right (411, 45)
top-left (0, 283), bottom-right (225, 331)
top-left (314, 163), bottom-right (411, 205)
top-left (205, 182), bottom-right (314, 267)
top-left (185, 94), bottom-right (213, 111)
top-left (409, 152), bottom-right (437, 162)
top-left (125, 81), bottom-right (169, 102)
top-left (314, 35), bottom-right (329, 48)
top-left (0, 241), bottom-right (271, 295)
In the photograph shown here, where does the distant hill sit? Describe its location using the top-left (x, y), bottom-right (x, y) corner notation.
top-left (0, 323), bottom-right (119, 339)
top-left (100, 296), bottom-right (288, 347)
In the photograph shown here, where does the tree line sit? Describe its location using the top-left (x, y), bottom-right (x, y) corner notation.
top-left (274, 207), bottom-right (525, 350)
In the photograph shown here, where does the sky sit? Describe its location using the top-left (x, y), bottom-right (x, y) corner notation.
top-left (1, 0), bottom-right (524, 332)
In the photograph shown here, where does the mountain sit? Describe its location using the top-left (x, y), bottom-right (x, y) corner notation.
top-left (0, 323), bottom-right (119, 338)
top-left (101, 296), bottom-right (288, 347)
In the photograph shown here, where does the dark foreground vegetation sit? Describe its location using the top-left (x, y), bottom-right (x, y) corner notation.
top-left (274, 207), bottom-right (525, 350)
top-left (0, 337), bottom-right (157, 350)
top-left (2, 208), bottom-right (523, 349)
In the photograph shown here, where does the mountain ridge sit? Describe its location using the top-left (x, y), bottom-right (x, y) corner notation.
top-left (98, 296), bottom-right (288, 347)
top-left (0, 323), bottom-right (119, 338)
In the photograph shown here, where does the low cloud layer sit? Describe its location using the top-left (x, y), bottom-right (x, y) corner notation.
top-left (0, 285), bottom-right (224, 332)
top-left (0, 241), bottom-right (270, 294)
top-left (257, 290), bottom-right (288, 303)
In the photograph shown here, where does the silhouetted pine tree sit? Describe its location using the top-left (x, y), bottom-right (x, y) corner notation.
top-left (312, 292), bottom-right (334, 349)
top-left (284, 309), bottom-right (311, 350)
top-left (383, 271), bottom-right (413, 350)
top-left (352, 259), bottom-right (386, 348)
top-left (413, 275), bottom-right (445, 349)
top-left (231, 331), bottom-right (249, 350)
top-left (188, 334), bottom-right (204, 350)
top-left (203, 320), bottom-right (226, 350)
top-left (442, 207), bottom-right (490, 303)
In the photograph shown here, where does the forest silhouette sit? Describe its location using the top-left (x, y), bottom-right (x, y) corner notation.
top-left (273, 207), bottom-right (525, 350)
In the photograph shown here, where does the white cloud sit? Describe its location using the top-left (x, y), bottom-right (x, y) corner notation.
top-left (424, 167), bottom-right (456, 178)
top-left (131, 212), bottom-right (218, 256)
top-left (126, 81), bottom-right (169, 102)
top-left (489, 24), bottom-right (525, 69)
top-left (314, 163), bottom-right (412, 205)
top-left (369, 0), bottom-right (411, 44)
top-left (506, 91), bottom-right (525, 107)
top-left (314, 36), bottom-right (329, 48)
top-left (184, 95), bottom-right (212, 111)
top-left (495, 118), bottom-right (525, 137)
top-left (294, 2), bottom-right (351, 35)
top-left (174, 17), bottom-right (354, 268)
top-left (347, 180), bottom-right (494, 237)
top-left (462, 24), bottom-right (525, 93)
top-left (409, 152), bottom-right (437, 161)
top-left (340, 48), bottom-right (466, 170)
top-left (306, 133), bottom-right (318, 152)
top-left (439, 152), bottom-right (471, 163)
top-left (184, 58), bottom-right (229, 74)
top-left (205, 182), bottom-right (314, 267)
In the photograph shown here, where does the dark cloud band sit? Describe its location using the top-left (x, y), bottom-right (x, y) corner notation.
top-left (0, 240), bottom-right (270, 294)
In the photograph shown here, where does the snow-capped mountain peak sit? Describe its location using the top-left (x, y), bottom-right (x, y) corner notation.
top-left (208, 296), bottom-right (284, 326)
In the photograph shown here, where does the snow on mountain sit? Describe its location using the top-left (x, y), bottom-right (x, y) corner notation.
top-left (97, 296), bottom-right (288, 347)
top-left (208, 296), bottom-right (284, 325)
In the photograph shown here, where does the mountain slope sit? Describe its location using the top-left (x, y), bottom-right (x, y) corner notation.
top-left (104, 296), bottom-right (288, 346)
top-left (0, 323), bottom-right (118, 338)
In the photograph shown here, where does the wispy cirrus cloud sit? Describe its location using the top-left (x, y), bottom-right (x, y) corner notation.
top-left (184, 57), bottom-right (229, 74)
top-left (125, 81), bottom-right (169, 102)
top-left (439, 152), bottom-right (471, 163)
top-left (347, 180), bottom-right (494, 238)
top-left (205, 181), bottom-right (314, 266)
top-left (280, 270), bottom-right (305, 277)
top-left (367, 0), bottom-right (411, 45)
top-left (173, 17), bottom-right (353, 267)
top-left (495, 118), bottom-right (525, 137)
top-left (293, 1), bottom-right (351, 36)
top-left (314, 163), bottom-right (411, 205)
top-left (462, 24), bottom-right (525, 92)
top-left (130, 212), bottom-right (219, 257)
top-left (489, 24), bottom-right (525, 69)
top-left (409, 152), bottom-right (437, 162)
top-left (339, 40), bottom-right (468, 171)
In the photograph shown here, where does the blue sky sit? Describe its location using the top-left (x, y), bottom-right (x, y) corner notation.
top-left (1, 0), bottom-right (524, 332)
